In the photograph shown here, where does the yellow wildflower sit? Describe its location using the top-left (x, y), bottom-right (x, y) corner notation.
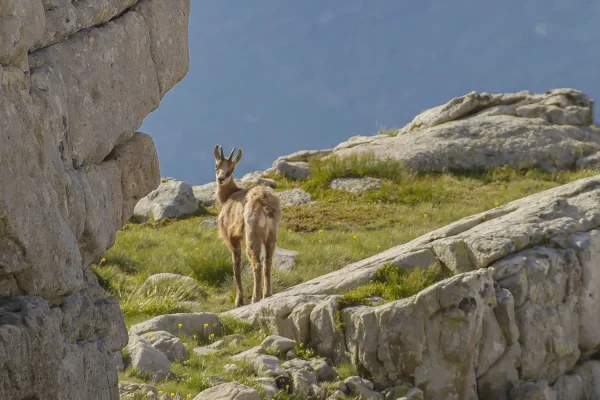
top-left (210, 333), bottom-right (215, 338)
top-left (100, 258), bottom-right (106, 263)
top-left (170, 393), bottom-right (175, 398)
top-left (318, 229), bottom-right (323, 233)
top-left (195, 247), bottom-right (200, 251)
top-left (352, 235), bottom-right (357, 239)
top-left (193, 334), bottom-right (197, 340)
top-left (424, 213), bottom-right (428, 218)
top-left (158, 391), bottom-right (163, 394)
top-left (288, 229), bottom-right (293, 233)
top-left (204, 323), bottom-right (209, 328)
top-left (178, 323), bottom-right (182, 328)
top-left (186, 395), bottom-right (191, 399)
top-left (148, 333), bottom-right (153, 339)
top-left (335, 221), bottom-right (340, 225)
top-left (377, 245), bottom-right (381, 249)
top-left (495, 201), bottom-right (501, 207)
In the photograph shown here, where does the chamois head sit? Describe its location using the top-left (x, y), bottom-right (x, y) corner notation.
top-left (214, 144), bottom-right (243, 186)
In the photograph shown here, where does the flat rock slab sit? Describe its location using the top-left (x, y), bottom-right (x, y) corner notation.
top-left (330, 177), bottom-right (382, 193)
top-left (130, 313), bottom-right (222, 339)
top-left (278, 188), bottom-right (314, 207)
top-left (193, 382), bottom-right (260, 400)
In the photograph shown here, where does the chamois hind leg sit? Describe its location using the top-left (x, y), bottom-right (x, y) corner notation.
top-left (263, 234), bottom-right (276, 299)
top-left (227, 237), bottom-right (244, 307)
top-left (245, 235), bottom-right (263, 304)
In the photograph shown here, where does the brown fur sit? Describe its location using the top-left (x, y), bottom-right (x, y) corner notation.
top-left (213, 145), bottom-right (282, 307)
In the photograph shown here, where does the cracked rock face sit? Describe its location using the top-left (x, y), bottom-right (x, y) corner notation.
top-left (0, 0), bottom-right (190, 398)
top-left (223, 175), bottom-right (600, 399)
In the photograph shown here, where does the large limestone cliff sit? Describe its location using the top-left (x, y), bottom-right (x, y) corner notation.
top-left (0, 0), bottom-right (190, 399)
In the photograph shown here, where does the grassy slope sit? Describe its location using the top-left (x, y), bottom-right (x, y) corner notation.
top-left (96, 153), bottom-right (598, 397)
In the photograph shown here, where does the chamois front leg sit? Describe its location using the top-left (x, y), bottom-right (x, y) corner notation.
top-left (246, 238), bottom-right (263, 304)
top-left (228, 238), bottom-right (244, 307)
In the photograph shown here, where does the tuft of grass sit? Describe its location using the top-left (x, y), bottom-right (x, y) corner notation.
top-left (120, 295), bottom-right (188, 319)
top-left (338, 264), bottom-right (447, 310)
top-left (303, 153), bottom-right (406, 194)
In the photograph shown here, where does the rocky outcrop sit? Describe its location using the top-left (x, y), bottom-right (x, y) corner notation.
top-left (331, 89), bottom-right (600, 172)
top-left (223, 174), bottom-right (600, 399)
top-left (0, 0), bottom-right (190, 398)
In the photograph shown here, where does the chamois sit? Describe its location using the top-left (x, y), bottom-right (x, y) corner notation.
top-left (213, 145), bottom-right (282, 307)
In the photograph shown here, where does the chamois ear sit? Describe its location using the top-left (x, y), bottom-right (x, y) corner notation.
top-left (233, 148), bottom-right (243, 165)
top-left (213, 144), bottom-right (221, 161)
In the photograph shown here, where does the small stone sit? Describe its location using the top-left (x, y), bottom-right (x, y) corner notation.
top-left (146, 330), bottom-right (188, 362)
top-left (232, 346), bottom-right (266, 361)
top-left (261, 335), bottom-right (297, 355)
top-left (224, 364), bottom-right (239, 373)
top-left (193, 346), bottom-right (217, 356)
top-left (262, 248), bottom-right (299, 271)
top-left (326, 390), bottom-right (346, 400)
top-left (405, 387), bottom-right (424, 400)
top-left (127, 334), bottom-right (171, 381)
top-left (134, 179), bottom-right (199, 221)
top-left (274, 160), bottom-right (311, 180)
top-left (278, 188), bottom-right (313, 207)
top-left (345, 376), bottom-right (382, 400)
top-left (385, 385), bottom-right (412, 400)
top-left (285, 348), bottom-right (297, 360)
top-left (207, 339), bottom-right (227, 349)
top-left (119, 381), bottom-right (159, 399)
top-left (200, 218), bottom-right (217, 228)
top-left (310, 358), bottom-right (339, 382)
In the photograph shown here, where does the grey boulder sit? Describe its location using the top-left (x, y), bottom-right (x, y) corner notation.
top-left (134, 179), bottom-right (199, 221)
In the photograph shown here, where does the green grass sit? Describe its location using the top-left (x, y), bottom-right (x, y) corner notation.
top-left (338, 264), bottom-right (447, 310)
top-left (95, 157), bottom-right (598, 323)
top-left (98, 153), bottom-right (598, 397)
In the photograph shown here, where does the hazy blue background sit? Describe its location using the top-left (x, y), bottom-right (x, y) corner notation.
top-left (141, 0), bottom-right (600, 185)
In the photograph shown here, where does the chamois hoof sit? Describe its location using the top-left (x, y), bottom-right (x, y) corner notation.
top-left (234, 298), bottom-right (244, 308)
